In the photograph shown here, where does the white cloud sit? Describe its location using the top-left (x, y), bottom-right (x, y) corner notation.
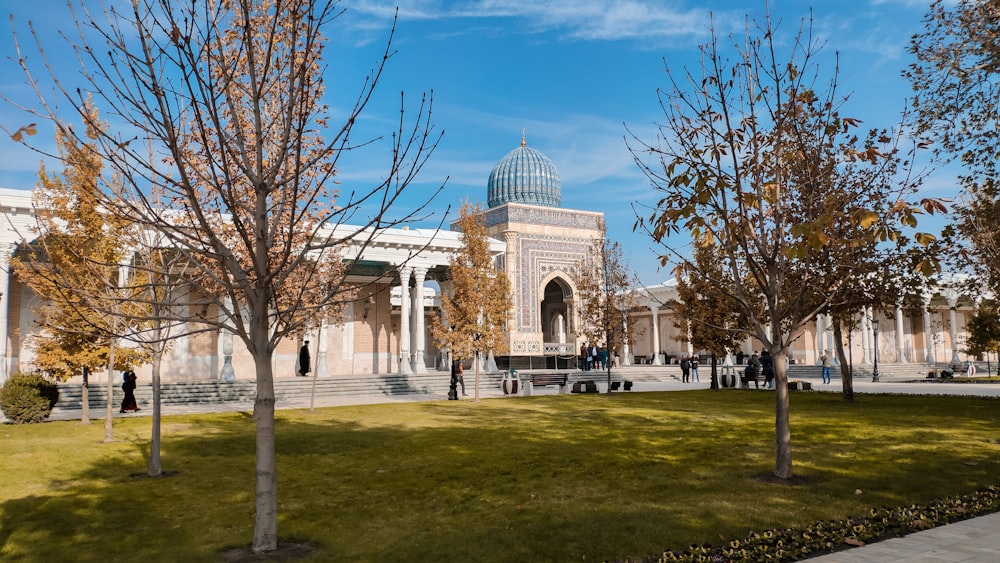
top-left (347, 1), bottom-right (740, 43)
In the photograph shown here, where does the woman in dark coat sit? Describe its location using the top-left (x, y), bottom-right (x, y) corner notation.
top-left (120, 370), bottom-right (139, 413)
top-left (298, 341), bottom-right (311, 376)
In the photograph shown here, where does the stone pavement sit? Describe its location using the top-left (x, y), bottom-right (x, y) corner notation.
top-left (12, 372), bottom-right (1000, 561)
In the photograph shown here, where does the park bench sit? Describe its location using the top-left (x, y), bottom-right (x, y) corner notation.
top-left (523, 372), bottom-right (569, 396)
top-left (610, 381), bottom-right (634, 392)
top-left (740, 369), bottom-right (763, 389)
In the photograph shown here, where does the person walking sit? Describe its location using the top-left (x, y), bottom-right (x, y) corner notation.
top-left (761, 351), bottom-right (774, 389)
top-left (820, 352), bottom-right (832, 384)
top-left (120, 370), bottom-right (139, 413)
top-left (966, 359), bottom-right (977, 378)
top-left (298, 341), bottom-right (311, 377)
top-left (680, 356), bottom-right (690, 383)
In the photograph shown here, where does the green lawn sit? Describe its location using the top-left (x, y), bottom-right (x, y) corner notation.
top-left (1, 390), bottom-right (998, 562)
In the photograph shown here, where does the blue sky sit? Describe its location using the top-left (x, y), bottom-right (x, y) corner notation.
top-left (0, 1), bottom-right (950, 285)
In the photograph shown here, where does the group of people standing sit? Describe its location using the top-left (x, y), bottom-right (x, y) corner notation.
top-left (679, 355), bottom-right (700, 383)
top-left (579, 343), bottom-right (609, 371)
top-left (743, 351), bottom-right (774, 389)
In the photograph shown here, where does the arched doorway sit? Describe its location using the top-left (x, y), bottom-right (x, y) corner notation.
top-left (540, 278), bottom-right (575, 364)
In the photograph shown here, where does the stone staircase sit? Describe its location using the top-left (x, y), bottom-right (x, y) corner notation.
top-left (50, 360), bottom-right (986, 415)
top-left (52, 371), bottom-right (504, 413)
top-left (50, 367), bottom-right (671, 414)
top-left (787, 361), bottom-right (993, 381)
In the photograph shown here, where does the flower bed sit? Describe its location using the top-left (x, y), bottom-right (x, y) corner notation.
top-left (641, 485), bottom-right (1000, 562)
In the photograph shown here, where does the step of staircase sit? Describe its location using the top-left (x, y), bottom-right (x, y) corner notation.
top-left (50, 361), bottom-right (978, 414)
top-left (50, 369), bottom-right (663, 413)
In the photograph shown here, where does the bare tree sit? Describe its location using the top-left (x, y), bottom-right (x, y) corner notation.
top-left (574, 221), bottom-right (639, 392)
top-left (8, 2), bottom-right (440, 553)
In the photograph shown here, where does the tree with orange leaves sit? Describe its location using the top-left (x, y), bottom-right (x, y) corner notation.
top-left (432, 201), bottom-right (511, 402)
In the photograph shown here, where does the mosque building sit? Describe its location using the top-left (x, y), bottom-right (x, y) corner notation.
top-left (0, 137), bottom-right (603, 383)
top-left (0, 140), bottom-right (985, 385)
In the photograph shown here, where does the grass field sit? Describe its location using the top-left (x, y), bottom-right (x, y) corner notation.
top-left (1, 389), bottom-right (999, 562)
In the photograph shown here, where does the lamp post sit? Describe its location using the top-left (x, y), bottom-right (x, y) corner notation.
top-left (872, 319), bottom-right (880, 383)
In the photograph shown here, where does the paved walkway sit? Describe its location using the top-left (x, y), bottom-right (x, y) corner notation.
top-left (14, 373), bottom-right (1000, 561)
top-left (807, 511), bottom-right (1000, 562)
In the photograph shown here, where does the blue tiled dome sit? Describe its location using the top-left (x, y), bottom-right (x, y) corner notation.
top-left (487, 138), bottom-right (561, 208)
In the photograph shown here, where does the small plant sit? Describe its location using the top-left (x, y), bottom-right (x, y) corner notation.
top-left (0, 372), bottom-right (60, 424)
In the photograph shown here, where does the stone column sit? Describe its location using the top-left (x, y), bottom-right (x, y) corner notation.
top-left (922, 291), bottom-right (935, 364)
top-left (650, 304), bottom-right (662, 365)
top-left (622, 317), bottom-right (632, 366)
top-left (316, 318), bottom-right (330, 378)
top-left (398, 267), bottom-right (413, 375)
top-left (412, 267), bottom-right (428, 373)
top-left (0, 245), bottom-right (12, 385)
top-left (943, 288), bottom-right (960, 364)
top-left (218, 297), bottom-right (237, 381)
top-left (859, 308), bottom-right (871, 364)
top-left (894, 304), bottom-right (907, 363)
top-left (822, 314), bottom-right (833, 359)
top-left (815, 314), bottom-right (825, 363)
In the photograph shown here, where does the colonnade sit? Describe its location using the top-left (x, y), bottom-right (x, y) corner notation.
top-left (634, 292), bottom-right (976, 367)
top-left (397, 265), bottom-right (430, 375)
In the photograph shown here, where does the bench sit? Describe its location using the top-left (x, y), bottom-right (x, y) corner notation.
top-left (610, 381), bottom-right (634, 392)
top-left (523, 372), bottom-right (569, 396)
top-left (740, 370), bottom-right (763, 388)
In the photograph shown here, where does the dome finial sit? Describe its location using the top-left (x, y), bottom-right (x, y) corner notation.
top-left (521, 128), bottom-right (526, 147)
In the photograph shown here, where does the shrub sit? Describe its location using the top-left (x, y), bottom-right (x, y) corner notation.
top-left (0, 373), bottom-right (60, 424)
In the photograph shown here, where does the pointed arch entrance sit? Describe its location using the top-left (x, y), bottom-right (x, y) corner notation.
top-left (540, 277), bottom-right (576, 366)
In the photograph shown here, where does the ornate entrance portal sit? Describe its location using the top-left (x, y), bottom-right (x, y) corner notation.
top-left (541, 278), bottom-right (575, 358)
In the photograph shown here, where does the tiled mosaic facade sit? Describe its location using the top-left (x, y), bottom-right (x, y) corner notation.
top-left (514, 235), bottom-right (592, 332)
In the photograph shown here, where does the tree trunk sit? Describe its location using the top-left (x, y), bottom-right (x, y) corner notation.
top-left (104, 339), bottom-right (117, 443)
top-left (252, 352), bottom-right (278, 553)
top-left (309, 366), bottom-right (318, 412)
top-left (772, 348), bottom-right (793, 479)
top-left (710, 352), bottom-right (719, 390)
top-left (831, 321), bottom-right (855, 403)
top-left (606, 355), bottom-right (612, 393)
top-left (80, 367), bottom-right (90, 425)
top-left (474, 350), bottom-right (481, 403)
top-left (148, 350), bottom-right (163, 477)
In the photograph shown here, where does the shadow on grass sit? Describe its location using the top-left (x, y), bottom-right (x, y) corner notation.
top-left (0, 391), bottom-right (998, 562)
